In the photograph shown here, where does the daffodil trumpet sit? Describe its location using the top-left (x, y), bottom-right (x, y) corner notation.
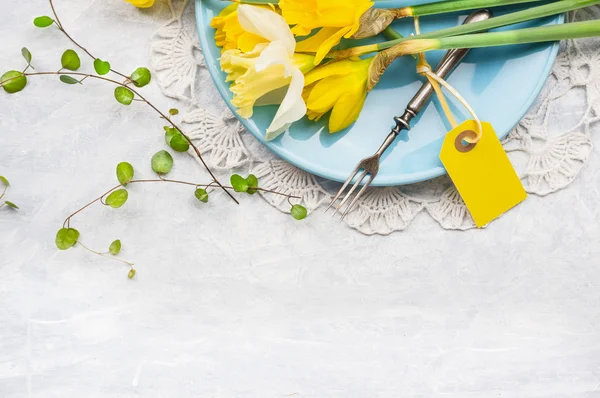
top-left (280, 0), bottom-right (374, 65)
top-left (303, 57), bottom-right (373, 133)
top-left (352, 0), bottom-right (544, 39)
top-left (211, 3), bottom-right (270, 53)
top-left (219, 5), bottom-right (316, 140)
top-left (333, 0), bottom-right (600, 60)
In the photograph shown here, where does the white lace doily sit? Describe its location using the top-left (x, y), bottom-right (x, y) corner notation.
top-left (150, 2), bottom-right (598, 235)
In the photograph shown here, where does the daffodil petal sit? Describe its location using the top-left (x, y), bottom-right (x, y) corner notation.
top-left (295, 27), bottom-right (340, 54)
top-left (329, 87), bottom-right (367, 133)
top-left (237, 5), bottom-right (296, 57)
top-left (280, 0), bottom-right (373, 38)
top-left (304, 59), bottom-right (356, 86)
top-left (255, 86), bottom-right (288, 106)
top-left (290, 25), bottom-right (313, 37)
top-left (314, 26), bottom-right (353, 65)
top-left (266, 68), bottom-right (306, 140)
top-left (231, 64), bottom-right (291, 118)
top-left (255, 41), bottom-right (294, 77)
top-left (307, 74), bottom-right (347, 114)
top-left (237, 32), bottom-right (268, 53)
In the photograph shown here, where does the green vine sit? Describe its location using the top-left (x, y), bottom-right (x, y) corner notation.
top-left (2, 0), bottom-right (309, 279)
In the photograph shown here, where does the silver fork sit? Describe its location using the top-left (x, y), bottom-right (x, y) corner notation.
top-left (328, 9), bottom-right (493, 220)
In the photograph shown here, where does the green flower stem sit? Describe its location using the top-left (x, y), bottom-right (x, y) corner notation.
top-left (382, 27), bottom-right (420, 59)
top-left (383, 0), bottom-right (600, 50)
top-left (232, 0), bottom-right (540, 5)
top-left (401, 0), bottom-right (544, 17)
top-left (77, 240), bottom-right (134, 268)
top-left (382, 26), bottom-right (403, 40)
top-left (404, 19), bottom-right (600, 53)
top-left (337, 0), bottom-right (600, 58)
top-left (17, 70), bottom-right (238, 205)
top-left (404, 0), bottom-right (598, 45)
top-left (48, 0), bottom-right (129, 80)
top-left (63, 178), bottom-right (301, 227)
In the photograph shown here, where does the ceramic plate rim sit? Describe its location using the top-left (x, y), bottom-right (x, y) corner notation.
top-left (195, 1), bottom-right (564, 186)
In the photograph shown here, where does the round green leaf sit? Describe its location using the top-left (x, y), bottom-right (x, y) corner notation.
top-left (59, 75), bottom-right (80, 85)
top-left (116, 162), bottom-right (134, 185)
top-left (1, 71), bottom-right (27, 94)
top-left (105, 189), bottom-right (128, 209)
top-left (246, 174), bottom-right (259, 195)
top-left (230, 174), bottom-right (248, 193)
top-left (164, 127), bottom-right (177, 145)
top-left (151, 150), bottom-right (173, 175)
top-left (194, 188), bottom-right (209, 203)
top-left (55, 228), bottom-right (80, 250)
top-left (93, 58), bottom-right (111, 76)
top-left (4, 201), bottom-right (18, 209)
top-left (109, 240), bottom-right (122, 255)
top-left (130, 67), bottom-right (151, 87)
top-left (128, 269), bottom-right (136, 279)
top-left (21, 47), bottom-right (32, 64)
top-left (60, 49), bottom-right (81, 71)
top-left (168, 134), bottom-right (189, 152)
top-left (114, 87), bottom-right (134, 105)
top-left (290, 204), bottom-right (307, 220)
top-left (0, 176), bottom-right (8, 186)
top-left (169, 108), bottom-right (179, 116)
top-left (33, 16), bottom-right (54, 28)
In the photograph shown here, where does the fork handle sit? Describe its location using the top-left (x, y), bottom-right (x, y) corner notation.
top-left (392, 9), bottom-right (493, 134)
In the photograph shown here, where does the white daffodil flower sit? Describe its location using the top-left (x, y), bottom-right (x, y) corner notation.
top-left (220, 5), bottom-right (315, 141)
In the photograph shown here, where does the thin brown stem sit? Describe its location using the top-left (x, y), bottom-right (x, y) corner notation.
top-left (63, 184), bottom-right (121, 228)
top-left (49, 0), bottom-right (129, 80)
top-left (20, 70), bottom-right (238, 204)
top-left (127, 178), bottom-right (300, 198)
top-left (63, 178), bottom-right (300, 226)
top-left (45, 1), bottom-right (233, 202)
top-left (77, 240), bottom-right (134, 268)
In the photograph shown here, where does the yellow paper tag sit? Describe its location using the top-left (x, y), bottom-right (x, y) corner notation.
top-left (440, 120), bottom-right (527, 228)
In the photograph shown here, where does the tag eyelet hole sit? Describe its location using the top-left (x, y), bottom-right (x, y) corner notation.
top-left (454, 130), bottom-right (477, 153)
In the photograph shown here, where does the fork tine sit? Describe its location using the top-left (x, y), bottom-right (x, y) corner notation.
top-left (340, 174), bottom-right (374, 221)
top-left (334, 170), bottom-right (368, 214)
top-left (325, 164), bottom-right (362, 213)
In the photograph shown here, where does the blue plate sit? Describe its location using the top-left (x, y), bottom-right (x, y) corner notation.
top-left (196, 0), bottom-right (562, 186)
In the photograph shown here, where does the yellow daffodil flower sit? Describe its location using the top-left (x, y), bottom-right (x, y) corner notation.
top-left (124, 0), bottom-right (154, 8)
top-left (303, 57), bottom-right (373, 133)
top-left (281, 0), bottom-right (374, 64)
top-left (222, 48), bottom-right (314, 118)
top-left (220, 5), bottom-right (315, 140)
top-left (211, 3), bottom-right (268, 53)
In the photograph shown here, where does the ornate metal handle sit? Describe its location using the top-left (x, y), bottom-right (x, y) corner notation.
top-left (393, 9), bottom-right (493, 133)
